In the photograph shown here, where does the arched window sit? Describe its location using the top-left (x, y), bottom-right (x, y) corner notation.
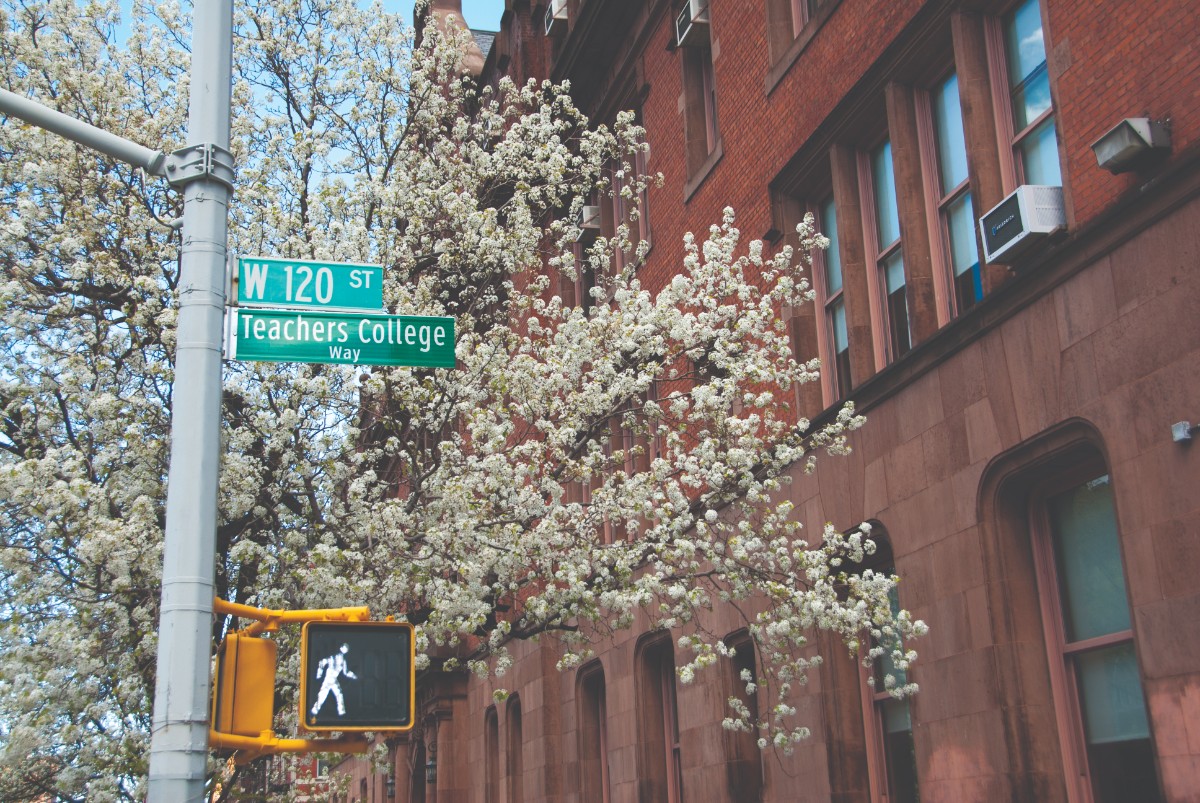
top-left (578, 662), bottom-right (611, 802)
top-left (724, 630), bottom-right (764, 800)
top-left (853, 530), bottom-right (919, 803)
top-left (981, 427), bottom-right (1163, 802)
top-left (507, 695), bottom-right (524, 802)
top-left (1030, 468), bottom-right (1161, 802)
top-left (484, 706), bottom-right (499, 803)
top-left (636, 632), bottom-right (683, 803)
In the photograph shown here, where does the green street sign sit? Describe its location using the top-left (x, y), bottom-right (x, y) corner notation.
top-left (226, 308), bottom-right (455, 368)
top-left (236, 256), bottom-right (383, 311)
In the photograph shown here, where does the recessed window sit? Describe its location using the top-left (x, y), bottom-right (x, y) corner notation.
top-left (854, 535), bottom-right (920, 803)
top-left (508, 696), bottom-right (524, 802)
top-left (869, 139), bottom-right (911, 361)
top-left (579, 664), bottom-right (612, 803)
top-left (765, 0), bottom-right (839, 68)
top-left (638, 635), bottom-right (684, 803)
top-left (930, 72), bottom-right (983, 314)
top-left (815, 194), bottom-right (852, 398)
top-left (484, 706), bottom-right (499, 803)
top-left (1033, 474), bottom-right (1163, 803)
top-left (681, 44), bottom-right (720, 178)
top-left (870, 584), bottom-right (920, 802)
top-left (725, 632), bottom-right (764, 800)
top-left (1003, 0), bottom-right (1061, 186)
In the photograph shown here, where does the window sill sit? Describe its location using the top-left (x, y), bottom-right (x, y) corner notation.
top-left (683, 138), bottom-right (724, 203)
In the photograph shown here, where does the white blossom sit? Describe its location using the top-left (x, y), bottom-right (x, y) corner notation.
top-left (0, 0), bottom-right (924, 796)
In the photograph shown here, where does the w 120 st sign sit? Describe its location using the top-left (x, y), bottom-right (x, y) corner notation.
top-left (227, 308), bottom-right (455, 368)
top-left (236, 256), bottom-right (383, 311)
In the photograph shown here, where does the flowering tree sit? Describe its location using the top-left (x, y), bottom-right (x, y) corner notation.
top-left (0, 0), bottom-right (925, 797)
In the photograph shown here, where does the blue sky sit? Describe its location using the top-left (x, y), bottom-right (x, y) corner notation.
top-left (393, 0), bottom-right (503, 30)
top-left (112, 1), bottom-right (505, 42)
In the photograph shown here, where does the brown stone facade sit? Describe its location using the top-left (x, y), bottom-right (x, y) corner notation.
top-left (331, 0), bottom-right (1200, 800)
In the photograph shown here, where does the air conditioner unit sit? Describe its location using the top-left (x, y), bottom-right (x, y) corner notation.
top-left (574, 205), bottom-right (601, 240)
top-left (675, 0), bottom-right (710, 47)
top-left (978, 185), bottom-right (1066, 264)
top-left (545, 0), bottom-right (567, 37)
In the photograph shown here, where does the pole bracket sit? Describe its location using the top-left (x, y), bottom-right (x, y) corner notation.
top-left (164, 143), bottom-right (235, 189)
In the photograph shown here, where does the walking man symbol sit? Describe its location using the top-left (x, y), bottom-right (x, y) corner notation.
top-left (311, 643), bottom-right (358, 717)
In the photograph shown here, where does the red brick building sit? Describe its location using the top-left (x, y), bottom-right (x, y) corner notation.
top-left (335, 0), bottom-right (1200, 800)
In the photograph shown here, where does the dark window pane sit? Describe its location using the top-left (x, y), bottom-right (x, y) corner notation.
top-left (1087, 735), bottom-right (1162, 803)
top-left (881, 699), bottom-right (920, 803)
top-left (883, 252), bottom-right (910, 359)
top-left (953, 264), bottom-right (983, 313)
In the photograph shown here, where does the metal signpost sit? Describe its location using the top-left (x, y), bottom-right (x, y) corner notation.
top-left (1, 0), bottom-right (235, 793)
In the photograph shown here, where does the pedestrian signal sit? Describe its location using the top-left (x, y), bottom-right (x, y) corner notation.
top-left (212, 632), bottom-right (278, 737)
top-left (299, 621), bottom-right (415, 732)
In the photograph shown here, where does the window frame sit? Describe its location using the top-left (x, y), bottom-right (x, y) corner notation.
top-left (986, 0), bottom-right (1062, 192)
top-left (1028, 469), bottom-right (1161, 803)
top-left (852, 534), bottom-right (921, 803)
top-left (725, 630), bottom-right (765, 800)
top-left (484, 705), bottom-right (500, 803)
top-left (578, 662), bottom-right (612, 803)
top-left (637, 634), bottom-right (684, 803)
top-left (764, 0), bottom-right (843, 93)
top-left (507, 695), bottom-right (524, 803)
top-left (680, 41), bottom-right (723, 198)
top-left (810, 193), bottom-right (851, 403)
top-left (859, 137), bottom-right (911, 366)
top-left (917, 69), bottom-right (984, 321)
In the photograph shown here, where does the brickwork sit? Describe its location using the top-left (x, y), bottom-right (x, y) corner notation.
top-left (333, 1), bottom-right (1200, 800)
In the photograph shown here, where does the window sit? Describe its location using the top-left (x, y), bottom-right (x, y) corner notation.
top-left (508, 696), bottom-right (525, 803)
top-left (601, 140), bottom-right (651, 273)
top-left (855, 537), bottom-right (920, 803)
top-left (1032, 473), bottom-right (1162, 803)
top-left (578, 664), bottom-right (612, 803)
top-left (786, 0), bottom-right (833, 36)
top-left (725, 632), bottom-right (764, 800)
top-left (484, 706), bottom-right (499, 803)
top-left (765, 0), bottom-right (840, 69)
top-left (632, 130), bottom-right (653, 255)
top-left (637, 635), bottom-right (684, 803)
top-left (815, 194), bottom-right (852, 398)
top-left (1003, 0), bottom-right (1060, 186)
top-left (681, 42), bottom-right (720, 187)
top-left (929, 72), bottom-right (983, 314)
top-left (868, 139), bottom-right (911, 361)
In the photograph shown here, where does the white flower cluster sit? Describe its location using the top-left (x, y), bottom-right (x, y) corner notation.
top-left (0, 0), bottom-right (925, 794)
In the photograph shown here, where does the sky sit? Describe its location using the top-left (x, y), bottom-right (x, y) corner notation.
top-left (112, 0), bottom-right (505, 43)
top-left (393, 0), bottom-right (503, 30)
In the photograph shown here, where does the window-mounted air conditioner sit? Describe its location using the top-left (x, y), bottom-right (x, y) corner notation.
top-left (545, 0), bottom-right (567, 37)
top-left (574, 204), bottom-right (601, 241)
top-left (675, 0), bottom-right (710, 47)
top-left (978, 185), bottom-right (1066, 264)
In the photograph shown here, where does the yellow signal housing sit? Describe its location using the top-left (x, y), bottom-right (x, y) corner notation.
top-left (212, 632), bottom-right (278, 737)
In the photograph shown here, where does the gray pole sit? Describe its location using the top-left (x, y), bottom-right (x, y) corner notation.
top-left (1, 2), bottom-right (234, 797)
top-left (146, 0), bottom-right (234, 797)
top-left (0, 88), bottom-right (166, 175)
